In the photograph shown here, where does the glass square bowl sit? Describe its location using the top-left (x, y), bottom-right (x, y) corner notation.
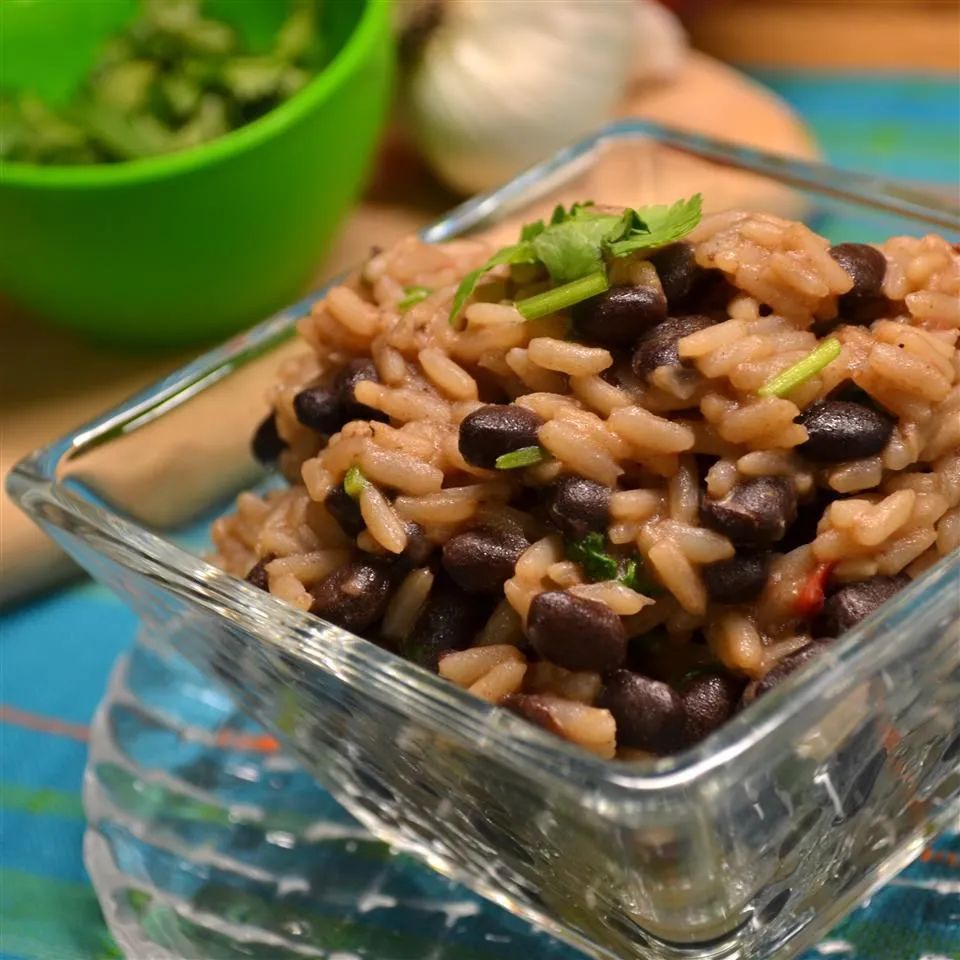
top-left (9, 121), bottom-right (960, 960)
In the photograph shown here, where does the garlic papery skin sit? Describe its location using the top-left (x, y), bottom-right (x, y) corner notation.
top-left (400, 0), bottom-right (637, 195)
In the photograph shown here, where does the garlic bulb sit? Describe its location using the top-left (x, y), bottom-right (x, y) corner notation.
top-left (631, 0), bottom-right (688, 83)
top-left (399, 0), bottom-right (642, 195)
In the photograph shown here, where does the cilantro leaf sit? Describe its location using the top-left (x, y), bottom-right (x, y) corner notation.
top-left (549, 201), bottom-right (598, 224)
top-left (517, 203), bottom-right (617, 284)
top-left (567, 533), bottom-right (660, 594)
top-left (531, 215), bottom-right (620, 284)
top-left (605, 194), bottom-right (703, 258)
top-left (619, 557), bottom-right (660, 595)
top-left (566, 532), bottom-right (619, 582)
top-left (448, 242), bottom-right (537, 324)
top-left (619, 557), bottom-right (643, 592)
top-left (520, 219), bottom-right (546, 242)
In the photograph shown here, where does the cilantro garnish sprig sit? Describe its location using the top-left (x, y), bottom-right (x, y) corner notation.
top-left (449, 195), bottom-right (702, 325)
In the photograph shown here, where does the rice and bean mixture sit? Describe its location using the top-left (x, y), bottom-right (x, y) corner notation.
top-left (212, 198), bottom-right (960, 760)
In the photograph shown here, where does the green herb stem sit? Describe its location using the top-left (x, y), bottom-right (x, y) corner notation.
top-left (758, 337), bottom-right (842, 398)
top-left (343, 465), bottom-right (368, 499)
top-left (494, 446), bottom-right (545, 470)
top-left (515, 271), bottom-right (609, 321)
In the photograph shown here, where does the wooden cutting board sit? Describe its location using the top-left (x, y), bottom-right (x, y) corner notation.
top-left (0, 53), bottom-right (818, 604)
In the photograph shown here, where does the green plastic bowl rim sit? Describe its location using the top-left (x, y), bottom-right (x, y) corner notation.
top-left (0, 0), bottom-right (389, 190)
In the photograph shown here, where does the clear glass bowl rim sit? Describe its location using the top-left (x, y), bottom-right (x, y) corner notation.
top-left (9, 119), bottom-right (960, 805)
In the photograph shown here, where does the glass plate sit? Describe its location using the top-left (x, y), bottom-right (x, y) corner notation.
top-left (83, 626), bottom-right (576, 960)
top-left (83, 623), bottom-right (956, 960)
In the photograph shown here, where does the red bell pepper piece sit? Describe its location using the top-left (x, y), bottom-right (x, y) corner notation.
top-left (794, 562), bottom-right (835, 618)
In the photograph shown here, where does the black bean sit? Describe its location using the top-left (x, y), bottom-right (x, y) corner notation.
top-left (339, 359), bottom-right (389, 424)
top-left (293, 384), bottom-right (341, 434)
top-left (527, 590), bottom-right (626, 673)
top-left (740, 642), bottom-right (829, 708)
top-left (245, 558), bottom-right (271, 591)
top-left (701, 477), bottom-right (798, 548)
top-left (600, 364), bottom-right (623, 387)
top-left (631, 314), bottom-right (714, 381)
top-left (829, 243), bottom-right (888, 323)
top-left (458, 403), bottom-right (544, 469)
top-left (309, 561), bottom-right (392, 635)
top-left (680, 671), bottom-right (742, 744)
top-left (779, 490), bottom-right (838, 554)
top-left (821, 575), bottom-right (909, 637)
top-left (324, 484), bottom-right (365, 538)
top-left (400, 583), bottom-right (488, 669)
top-left (831, 244), bottom-right (886, 299)
top-left (251, 412), bottom-right (285, 465)
top-left (796, 400), bottom-right (895, 463)
top-left (650, 243), bottom-right (710, 309)
top-left (571, 284), bottom-right (667, 347)
top-left (598, 670), bottom-right (685, 753)
top-left (702, 552), bottom-right (771, 604)
top-left (441, 527), bottom-right (527, 593)
top-left (510, 484), bottom-right (542, 514)
top-left (545, 475), bottom-right (610, 540)
top-left (625, 630), bottom-right (714, 686)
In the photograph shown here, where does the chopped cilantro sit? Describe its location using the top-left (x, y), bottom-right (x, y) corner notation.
top-left (397, 285), bottom-right (432, 312)
top-left (343, 465), bottom-right (367, 499)
top-left (618, 557), bottom-right (643, 592)
top-left (494, 446), bottom-right (545, 470)
top-left (567, 533), bottom-right (659, 593)
top-left (758, 337), bottom-right (842, 398)
top-left (618, 557), bottom-right (660, 595)
top-left (566, 532), bottom-right (619, 582)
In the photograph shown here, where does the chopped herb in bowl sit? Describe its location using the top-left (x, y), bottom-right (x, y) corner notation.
top-left (0, 0), bottom-right (328, 164)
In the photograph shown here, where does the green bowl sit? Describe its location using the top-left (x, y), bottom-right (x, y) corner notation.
top-left (0, 0), bottom-right (393, 347)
